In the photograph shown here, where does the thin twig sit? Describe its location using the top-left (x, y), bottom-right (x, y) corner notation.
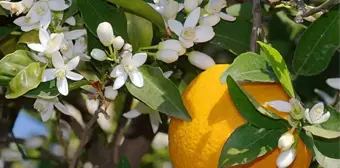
top-left (294, 0), bottom-right (306, 23)
top-left (68, 108), bottom-right (106, 168)
top-left (302, 0), bottom-right (340, 17)
top-left (250, 0), bottom-right (262, 52)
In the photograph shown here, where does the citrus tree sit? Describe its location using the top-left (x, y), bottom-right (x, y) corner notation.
top-left (0, 0), bottom-right (339, 167)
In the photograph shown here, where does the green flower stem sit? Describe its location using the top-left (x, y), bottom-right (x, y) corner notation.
top-left (139, 45), bottom-right (159, 51)
top-left (145, 52), bottom-right (157, 57)
top-left (108, 45), bottom-right (114, 56)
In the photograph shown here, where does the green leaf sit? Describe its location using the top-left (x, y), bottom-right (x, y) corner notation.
top-left (107, 0), bottom-right (165, 30)
top-left (118, 156), bottom-right (131, 168)
top-left (303, 125), bottom-right (340, 139)
top-left (0, 50), bottom-right (34, 85)
top-left (321, 105), bottom-right (340, 132)
top-left (220, 52), bottom-right (278, 83)
top-left (6, 62), bottom-right (46, 99)
top-left (293, 6), bottom-right (340, 76)
top-left (299, 130), bottom-right (315, 155)
top-left (219, 123), bottom-right (286, 167)
top-left (0, 26), bottom-right (13, 41)
top-left (314, 145), bottom-right (340, 168)
top-left (257, 41), bottom-right (295, 98)
top-left (314, 136), bottom-right (340, 159)
top-left (18, 30), bottom-right (39, 44)
top-left (125, 13), bottom-right (153, 51)
top-left (126, 65), bottom-right (191, 121)
top-left (210, 20), bottom-right (252, 55)
top-left (226, 3), bottom-right (253, 21)
top-left (226, 76), bottom-right (287, 129)
top-left (78, 0), bottom-right (128, 40)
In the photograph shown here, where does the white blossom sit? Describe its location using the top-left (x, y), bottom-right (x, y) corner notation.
top-left (276, 149), bottom-right (296, 168)
top-left (34, 97), bottom-right (71, 122)
top-left (112, 36), bottom-right (124, 50)
top-left (90, 48), bottom-right (107, 61)
top-left (187, 51), bottom-right (215, 70)
top-left (28, 27), bottom-right (64, 55)
top-left (305, 102), bottom-right (331, 124)
top-left (42, 51), bottom-right (83, 96)
top-left (123, 43), bottom-right (133, 52)
top-left (110, 51), bottom-right (147, 89)
top-left (326, 78), bottom-right (340, 90)
top-left (149, 0), bottom-right (184, 21)
top-left (97, 22), bottom-right (115, 46)
top-left (0, 0), bottom-right (33, 15)
top-left (0, 149), bottom-right (22, 162)
top-left (278, 132), bottom-right (295, 151)
top-left (61, 36), bottom-right (91, 61)
top-left (199, 0), bottom-right (235, 26)
top-left (104, 86), bottom-right (118, 100)
top-left (168, 8), bottom-right (215, 48)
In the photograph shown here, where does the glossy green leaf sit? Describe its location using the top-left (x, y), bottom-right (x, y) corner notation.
top-left (0, 50), bottom-right (34, 85)
top-left (210, 20), bottom-right (252, 55)
top-left (6, 62), bottom-right (46, 99)
top-left (219, 123), bottom-right (286, 167)
top-left (78, 0), bottom-right (128, 40)
top-left (321, 105), bottom-right (340, 132)
top-left (314, 145), bottom-right (340, 168)
top-left (18, 30), bottom-right (39, 44)
top-left (126, 13), bottom-right (153, 51)
top-left (0, 26), bottom-right (13, 41)
top-left (126, 65), bottom-right (191, 121)
top-left (293, 6), bottom-right (340, 76)
top-left (226, 3), bottom-right (253, 21)
top-left (107, 0), bottom-right (165, 30)
top-left (303, 125), bottom-right (340, 139)
top-left (118, 156), bottom-right (131, 168)
top-left (227, 76), bottom-right (288, 129)
top-left (220, 52), bottom-right (278, 83)
top-left (314, 136), bottom-right (340, 159)
top-left (257, 41), bottom-right (295, 98)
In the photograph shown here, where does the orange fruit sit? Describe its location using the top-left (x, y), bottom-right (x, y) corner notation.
top-left (169, 64), bottom-right (312, 168)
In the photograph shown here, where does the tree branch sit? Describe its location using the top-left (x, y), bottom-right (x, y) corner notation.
top-left (68, 108), bottom-right (108, 168)
top-left (294, 0), bottom-right (306, 23)
top-left (302, 0), bottom-right (340, 17)
top-left (250, 0), bottom-right (262, 52)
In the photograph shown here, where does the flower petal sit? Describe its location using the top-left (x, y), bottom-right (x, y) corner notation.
top-left (39, 27), bottom-right (50, 47)
top-left (131, 53), bottom-right (147, 67)
top-left (21, 23), bottom-right (40, 32)
top-left (57, 77), bottom-right (68, 96)
top-left (266, 100), bottom-right (292, 113)
top-left (46, 33), bottom-right (64, 54)
top-left (64, 29), bottom-right (86, 40)
top-left (104, 86), bottom-right (118, 100)
top-left (27, 43), bottom-right (45, 53)
top-left (313, 111), bottom-right (331, 124)
top-left (110, 64), bottom-right (125, 78)
top-left (65, 56), bottom-right (80, 70)
top-left (309, 102), bottom-right (325, 122)
top-left (113, 75), bottom-right (128, 90)
top-left (40, 102), bottom-right (54, 122)
top-left (123, 109), bottom-right (142, 119)
top-left (304, 109), bottom-right (312, 124)
top-left (179, 38), bottom-right (194, 48)
top-left (66, 71), bottom-right (83, 81)
top-left (326, 78), bottom-right (340, 90)
top-left (219, 12), bottom-right (236, 21)
top-left (194, 25), bottom-right (215, 43)
top-left (54, 102), bottom-right (71, 115)
top-left (168, 19), bottom-right (183, 36)
top-left (314, 88), bottom-right (336, 105)
top-left (199, 14), bottom-right (220, 26)
top-left (149, 112), bottom-right (160, 133)
top-left (65, 16), bottom-right (76, 26)
top-left (178, 3), bottom-right (184, 12)
top-left (184, 7), bottom-right (200, 28)
top-left (52, 51), bottom-right (65, 68)
top-left (129, 71), bottom-right (144, 88)
top-left (163, 71), bottom-right (173, 78)
top-left (42, 69), bottom-right (57, 82)
top-left (48, 0), bottom-right (69, 11)
top-left (184, 0), bottom-right (198, 12)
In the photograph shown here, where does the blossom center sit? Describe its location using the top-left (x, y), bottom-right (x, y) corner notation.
top-left (25, 17), bottom-right (31, 23)
top-left (35, 102), bottom-right (47, 113)
top-left (55, 69), bottom-right (66, 79)
top-left (37, 6), bottom-right (46, 16)
top-left (124, 64), bottom-right (135, 73)
top-left (181, 27), bottom-right (196, 40)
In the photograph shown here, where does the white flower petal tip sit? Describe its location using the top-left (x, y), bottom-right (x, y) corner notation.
top-left (65, 16), bottom-right (76, 26)
top-left (113, 75), bottom-right (128, 90)
top-left (266, 100), bottom-right (292, 113)
top-left (163, 71), bottom-right (173, 78)
top-left (326, 78), bottom-right (340, 90)
top-left (199, 14), bottom-right (220, 26)
top-left (129, 71), bottom-right (144, 88)
top-left (123, 110), bottom-right (142, 119)
top-left (278, 132), bottom-right (295, 151)
top-left (188, 51), bottom-right (215, 70)
top-left (25, 136), bottom-right (45, 149)
top-left (219, 12), bottom-right (236, 21)
top-left (156, 49), bottom-right (179, 63)
top-left (112, 36), bottom-right (125, 50)
top-left (91, 48), bottom-right (107, 61)
top-left (104, 86), bottom-right (118, 100)
top-left (276, 149), bottom-right (296, 168)
top-left (184, 0), bottom-right (199, 13)
top-left (96, 22), bottom-right (115, 46)
top-left (305, 102), bottom-right (331, 124)
top-left (184, 7), bottom-right (200, 28)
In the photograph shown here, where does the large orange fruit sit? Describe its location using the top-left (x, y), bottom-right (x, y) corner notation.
top-left (169, 64), bottom-right (312, 168)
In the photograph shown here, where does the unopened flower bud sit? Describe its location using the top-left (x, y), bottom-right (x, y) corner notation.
top-left (0, 149), bottom-right (22, 161)
top-left (112, 36), bottom-right (124, 50)
top-left (278, 132), bottom-right (294, 151)
top-left (25, 136), bottom-right (44, 149)
top-left (159, 39), bottom-right (186, 55)
top-left (90, 48), bottom-right (107, 61)
top-left (83, 162), bottom-right (93, 168)
top-left (187, 51), bottom-right (215, 70)
top-left (96, 22), bottom-right (115, 46)
top-left (276, 149), bottom-right (296, 168)
top-left (156, 49), bottom-right (179, 63)
top-left (104, 86), bottom-right (118, 100)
